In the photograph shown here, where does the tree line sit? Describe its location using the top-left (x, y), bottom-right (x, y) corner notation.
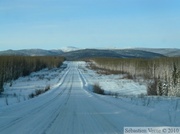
top-left (0, 56), bottom-right (65, 93)
top-left (90, 57), bottom-right (180, 97)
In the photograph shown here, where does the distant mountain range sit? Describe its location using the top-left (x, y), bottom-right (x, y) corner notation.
top-left (61, 49), bottom-right (165, 60)
top-left (135, 48), bottom-right (180, 57)
top-left (0, 47), bottom-right (179, 60)
top-left (0, 49), bottom-right (64, 56)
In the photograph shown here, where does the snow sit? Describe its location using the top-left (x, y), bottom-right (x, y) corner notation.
top-left (0, 61), bottom-right (179, 134)
top-left (1, 65), bottom-right (67, 106)
top-left (60, 46), bottom-right (79, 52)
top-left (78, 61), bottom-right (147, 96)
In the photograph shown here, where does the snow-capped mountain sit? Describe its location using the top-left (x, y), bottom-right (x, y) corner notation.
top-left (60, 46), bottom-right (79, 52)
top-left (0, 47), bottom-right (179, 60)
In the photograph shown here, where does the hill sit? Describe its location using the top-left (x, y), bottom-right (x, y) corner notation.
top-left (135, 48), bottom-right (180, 57)
top-left (61, 49), bottom-right (164, 60)
top-left (0, 48), bottom-right (168, 60)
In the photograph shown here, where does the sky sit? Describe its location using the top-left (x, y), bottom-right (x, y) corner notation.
top-left (0, 0), bottom-right (180, 50)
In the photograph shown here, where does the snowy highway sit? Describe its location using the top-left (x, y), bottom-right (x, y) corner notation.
top-left (0, 62), bottom-right (176, 134)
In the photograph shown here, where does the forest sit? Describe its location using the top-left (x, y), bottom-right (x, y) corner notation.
top-left (0, 56), bottom-right (65, 93)
top-left (90, 57), bottom-right (180, 97)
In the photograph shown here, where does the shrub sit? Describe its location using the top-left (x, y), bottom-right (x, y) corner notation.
top-left (122, 73), bottom-right (134, 80)
top-left (35, 89), bottom-right (44, 96)
top-left (29, 85), bottom-right (51, 99)
top-left (29, 93), bottom-right (35, 98)
top-left (147, 79), bottom-right (158, 96)
top-left (45, 85), bottom-right (50, 92)
top-left (93, 83), bottom-right (104, 95)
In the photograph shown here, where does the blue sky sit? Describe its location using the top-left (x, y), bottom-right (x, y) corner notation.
top-left (0, 0), bottom-right (180, 50)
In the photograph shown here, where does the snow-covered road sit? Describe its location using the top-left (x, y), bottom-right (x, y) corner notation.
top-left (0, 62), bottom-right (174, 134)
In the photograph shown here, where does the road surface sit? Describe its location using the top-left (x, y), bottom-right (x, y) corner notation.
top-left (0, 62), bottom-right (163, 134)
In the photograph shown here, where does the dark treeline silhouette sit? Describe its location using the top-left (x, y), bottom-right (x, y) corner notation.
top-left (90, 57), bottom-right (180, 97)
top-left (0, 56), bottom-right (65, 92)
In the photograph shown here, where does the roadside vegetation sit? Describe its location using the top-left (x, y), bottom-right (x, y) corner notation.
top-left (29, 85), bottom-right (50, 99)
top-left (0, 56), bottom-right (65, 93)
top-left (93, 83), bottom-right (105, 95)
top-left (89, 57), bottom-right (180, 97)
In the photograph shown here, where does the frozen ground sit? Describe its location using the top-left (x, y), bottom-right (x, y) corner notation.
top-left (0, 61), bottom-right (179, 134)
top-left (78, 61), bottom-right (147, 96)
top-left (0, 64), bottom-right (67, 106)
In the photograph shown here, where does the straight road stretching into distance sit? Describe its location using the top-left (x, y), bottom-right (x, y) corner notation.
top-left (0, 62), bottom-right (164, 134)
